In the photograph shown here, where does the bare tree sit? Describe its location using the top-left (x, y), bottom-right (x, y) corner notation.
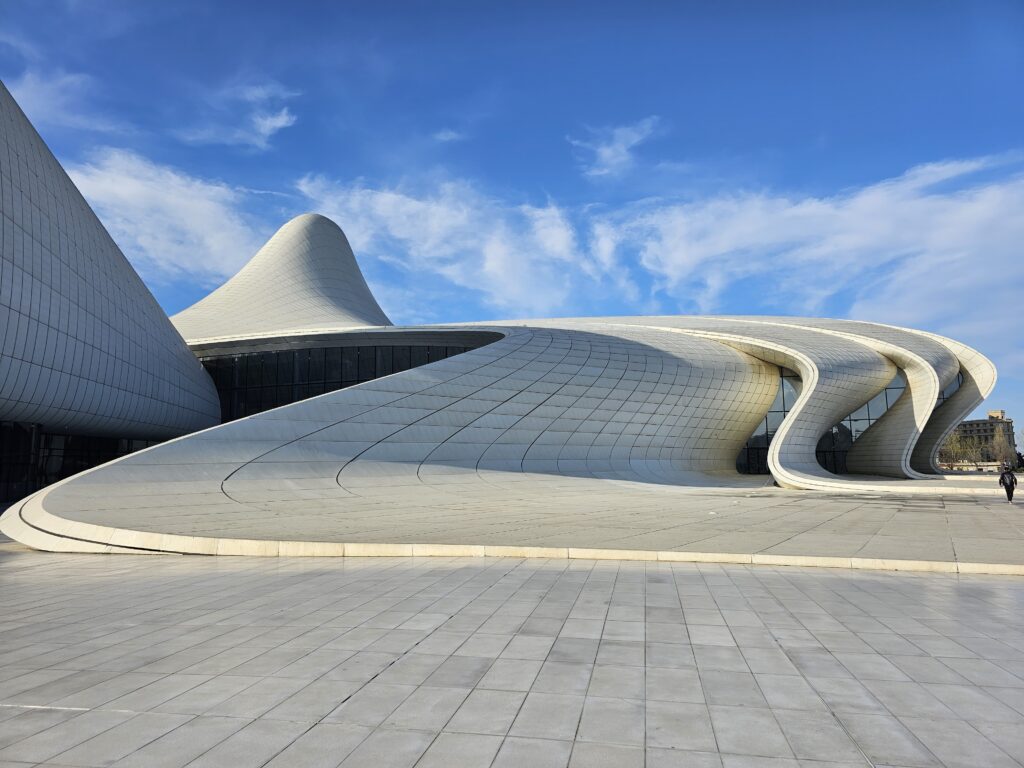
top-left (991, 429), bottom-right (1016, 468)
top-left (940, 432), bottom-right (979, 470)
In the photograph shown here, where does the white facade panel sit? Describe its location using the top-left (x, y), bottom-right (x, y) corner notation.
top-left (0, 82), bottom-right (219, 438)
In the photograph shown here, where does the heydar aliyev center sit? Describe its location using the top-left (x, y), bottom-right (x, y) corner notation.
top-left (0, 81), bottom-right (1002, 561)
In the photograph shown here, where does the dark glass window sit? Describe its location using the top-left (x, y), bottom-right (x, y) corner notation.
top-left (393, 346), bottom-right (411, 372)
top-left (277, 351), bottom-right (294, 386)
top-left (199, 341), bottom-right (479, 423)
top-left (737, 369), bottom-right (905, 476)
top-left (341, 347), bottom-right (358, 383)
top-left (261, 352), bottom-right (277, 387)
top-left (358, 346), bottom-right (375, 380)
top-left (325, 347), bottom-right (342, 382)
top-left (376, 346), bottom-right (393, 377)
top-left (1, 421), bottom-right (155, 502)
top-left (308, 348), bottom-right (325, 381)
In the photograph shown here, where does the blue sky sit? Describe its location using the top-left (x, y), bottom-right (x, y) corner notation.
top-left (2, 0), bottom-right (1023, 423)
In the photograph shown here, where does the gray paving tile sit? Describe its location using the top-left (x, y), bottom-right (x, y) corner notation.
top-left (834, 712), bottom-right (940, 767)
top-left (336, 728), bottom-right (435, 768)
top-left (51, 712), bottom-right (192, 766)
top-left (185, 718), bottom-right (310, 767)
top-left (533, 661), bottom-right (593, 694)
top-left (0, 709), bottom-right (133, 763)
top-left (3, 554), bottom-right (1024, 768)
top-left (510, 691), bottom-right (585, 740)
top-left (577, 696), bottom-right (644, 745)
top-left (477, 658), bottom-right (542, 691)
top-left (382, 685), bottom-right (470, 730)
top-left (708, 705), bottom-right (793, 758)
top-left (646, 666), bottom-right (705, 703)
top-left (113, 715), bottom-right (250, 768)
top-left (569, 741), bottom-right (644, 767)
top-left (899, 715), bottom-right (1019, 767)
top-left (263, 722), bottom-right (371, 767)
top-left (646, 700), bottom-right (716, 751)
top-left (204, 675), bottom-right (309, 718)
top-left (323, 682), bottom-right (417, 726)
top-left (647, 748), bottom-right (723, 767)
top-left (446, 688), bottom-right (525, 735)
top-left (587, 664), bottom-right (645, 699)
top-left (153, 675), bottom-right (261, 715)
top-left (0, 708), bottom-right (81, 750)
top-left (415, 732), bottom-right (502, 768)
top-left (701, 670), bottom-right (767, 707)
top-left (263, 678), bottom-right (363, 721)
top-left (423, 656), bottom-right (492, 688)
top-left (773, 709), bottom-right (864, 762)
top-left (492, 736), bottom-right (572, 768)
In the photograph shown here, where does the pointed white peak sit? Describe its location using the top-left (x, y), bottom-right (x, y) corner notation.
top-left (172, 213), bottom-right (392, 342)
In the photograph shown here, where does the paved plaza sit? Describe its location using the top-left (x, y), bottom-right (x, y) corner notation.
top-left (1, 546), bottom-right (1024, 767)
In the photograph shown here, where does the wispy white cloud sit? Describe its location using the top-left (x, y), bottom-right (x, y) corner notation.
top-left (5, 69), bottom-right (127, 132)
top-left (296, 175), bottom-right (622, 316)
top-left (569, 116), bottom-right (662, 178)
top-left (177, 79), bottom-right (299, 150)
top-left (432, 128), bottom-right (467, 143)
top-left (61, 142), bottom-right (1023, 408)
top-left (0, 30), bottom-right (40, 62)
top-left (298, 156), bottom-right (1024, 405)
top-left (67, 148), bottom-right (265, 285)
top-left (596, 155), bottom-right (1024, 317)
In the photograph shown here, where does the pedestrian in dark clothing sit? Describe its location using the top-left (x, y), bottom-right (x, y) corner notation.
top-left (999, 466), bottom-right (1017, 503)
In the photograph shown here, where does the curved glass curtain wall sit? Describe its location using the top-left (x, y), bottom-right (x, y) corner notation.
top-left (200, 343), bottom-right (477, 423)
top-left (0, 422), bottom-right (153, 502)
top-left (737, 368), bottom-right (964, 475)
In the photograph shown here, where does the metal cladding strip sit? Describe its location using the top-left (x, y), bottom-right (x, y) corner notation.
top-left (171, 213), bottom-right (393, 343)
top-left (602, 318), bottom-right (897, 491)
top-left (905, 330), bottom-right (998, 474)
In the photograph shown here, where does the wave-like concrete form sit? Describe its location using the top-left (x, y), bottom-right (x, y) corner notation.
top-left (171, 214), bottom-right (392, 343)
top-left (0, 314), bottom-right (1001, 559)
top-left (0, 82), bottom-right (219, 438)
top-left (909, 332), bottom-right (998, 474)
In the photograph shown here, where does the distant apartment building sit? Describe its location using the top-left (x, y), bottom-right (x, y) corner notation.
top-left (954, 410), bottom-right (1018, 464)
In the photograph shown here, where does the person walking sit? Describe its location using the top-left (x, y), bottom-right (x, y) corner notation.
top-left (999, 465), bottom-right (1017, 503)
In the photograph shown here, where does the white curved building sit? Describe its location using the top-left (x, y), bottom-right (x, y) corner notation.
top-left (0, 82), bottom-right (219, 440)
top-left (171, 213), bottom-right (392, 343)
top-left (0, 84), bottom-right (1001, 559)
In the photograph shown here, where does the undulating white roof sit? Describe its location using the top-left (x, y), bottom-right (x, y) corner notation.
top-left (171, 213), bottom-right (392, 343)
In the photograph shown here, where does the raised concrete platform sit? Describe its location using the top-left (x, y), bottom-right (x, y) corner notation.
top-left (5, 470), bottom-right (1022, 574)
top-left (1, 553), bottom-right (1023, 767)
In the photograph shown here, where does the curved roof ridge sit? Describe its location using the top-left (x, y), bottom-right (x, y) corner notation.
top-left (172, 213), bottom-right (392, 342)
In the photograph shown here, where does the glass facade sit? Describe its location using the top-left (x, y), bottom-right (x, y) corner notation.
top-left (738, 369), bottom-right (965, 475)
top-left (0, 422), bottom-right (152, 502)
top-left (736, 369), bottom-right (803, 474)
top-left (199, 344), bottom-right (473, 422)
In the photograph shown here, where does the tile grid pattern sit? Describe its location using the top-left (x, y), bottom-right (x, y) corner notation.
top-left (0, 82), bottom-right (220, 439)
top-left (171, 214), bottom-right (393, 343)
top-left (1, 551), bottom-right (1023, 767)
